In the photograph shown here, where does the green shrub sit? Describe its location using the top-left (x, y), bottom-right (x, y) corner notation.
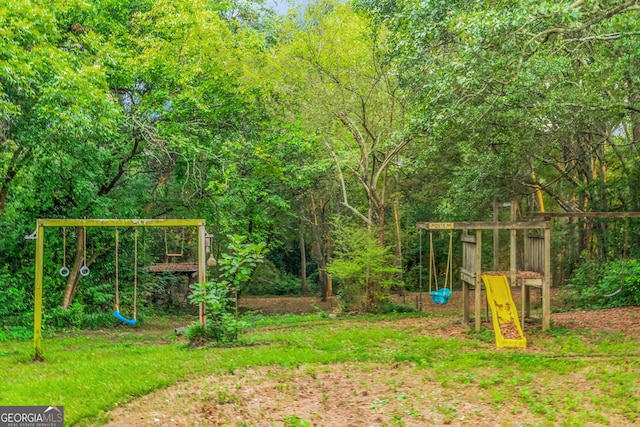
top-left (0, 326), bottom-right (32, 341)
top-left (375, 301), bottom-right (418, 314)
top-left (248, 261), bottom-right (306, 296)
top-left (327, 222), bottom-right (402, 311)
top-left (44, 302), bottom-right (85, 330)
top-left (187, 235), bottom-right (267, 345)
top-left (566, 256), bottom-right (640, 309)
top-left (80, 312), bottom-right (120, 329)
top-left (188, 281), bottom-right (249, 344)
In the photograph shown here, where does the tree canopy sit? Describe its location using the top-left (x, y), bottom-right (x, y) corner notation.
top-left (2, 0), bottom-right (640, 327)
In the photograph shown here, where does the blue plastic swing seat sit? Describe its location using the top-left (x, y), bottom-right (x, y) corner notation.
top-left (429, 288), bottom-right (452, 304)
top-left (114, 310), bottom-right (137, 325)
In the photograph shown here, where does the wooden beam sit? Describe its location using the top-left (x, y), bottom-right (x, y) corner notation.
top-left (33, 222), bottom-right (44, 361)
top-left (531, 212), bottom-right (640, 219)
top-left (38, 218), bottom-right (205, 227)
top-left (510, 202), bottom-right (517, 289)
top-left (416, 221), bottom-right (549, 230)
top-left (32, 218), bottom-right (207, 360)
top-left (493, 202), bottom-right (499, 271)
top-left (475, 230), bottom-right (482, 332)
top-left (543, 227), bottom-right (551, 330)
top-left (198, 224), bottom-right (207, 326)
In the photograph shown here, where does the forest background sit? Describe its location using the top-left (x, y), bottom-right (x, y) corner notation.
top-left (2, 0), bottom-right (640, 337)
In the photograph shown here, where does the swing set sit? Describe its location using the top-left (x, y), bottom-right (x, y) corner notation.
top-left (419, 229), bottom-right (453, 305)
top-left (417, 219), bottom-right (552, 331)
top-left (113, 227), bottom-right (137, 325)
top-left (29, 218), bottom-right (208, 360)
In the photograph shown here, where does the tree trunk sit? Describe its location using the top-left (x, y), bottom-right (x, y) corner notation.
top-left (62, 227), bottom-right (86, 310)
top-left (300, 225), bottom-right (307, 295)
top-left (393, 199), bottom-right (404, 294)
top-left (310, 194), bottom-right (333, 301)
top-left (61, 227), bottom-right (103, 310)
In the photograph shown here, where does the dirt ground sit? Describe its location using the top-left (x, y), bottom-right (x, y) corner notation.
top-left (103, 291), bottom-right (640, 426)
top-left (238, 290), bottom-right (640, 338)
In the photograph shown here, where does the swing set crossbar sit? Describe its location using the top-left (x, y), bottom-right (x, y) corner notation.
top-left (37, 218), bottom-right (205, 227)
top-left (30, 218), bottom-right (208, 361)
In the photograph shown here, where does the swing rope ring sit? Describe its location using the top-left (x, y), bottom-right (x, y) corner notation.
top-left (80, 266), bottom-right (90, 277)
top-left (60, 227), bottom-right (69, 277)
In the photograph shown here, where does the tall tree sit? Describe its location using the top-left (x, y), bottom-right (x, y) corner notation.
top-left (263, 1), bottom-right (411, 246)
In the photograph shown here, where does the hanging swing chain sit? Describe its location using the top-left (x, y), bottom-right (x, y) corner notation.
top-left (83, 226), bottom-right (88, 267)
top-left (444, 230), bottom-right (453, 291)
top-left (115, 227), bottom-right (119, 310)
top-left (428, 231), bottom-right (434, 293)
top-left (62, 227), bottom-right (67, 268)
top-left (430, 231), bottom-right (440, 292)
top-left (428, 230), bottom-right (455, 292)
top-left (164, 227), bottom-right (185, 257)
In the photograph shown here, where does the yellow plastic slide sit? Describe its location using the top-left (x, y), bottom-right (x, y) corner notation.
top-left (481, 275), bottom-right (527, 349)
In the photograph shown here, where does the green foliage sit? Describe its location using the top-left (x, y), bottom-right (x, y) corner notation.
top-left (0, 326), bottom-right (32, 342)
top-left (283, 414), bottom-right (311, 427)
top-left (79, 312), bottom-right (118, 330)
top-left (0, 266), bottom-right (28, 321)
top-left (566, 256), bottom-right (640, 309)
top-left (4, 0), bottom-right (640, 336)
top-left (188, 281), bottom-right (248, 344)
top-left (248, 260), bottom-right (313, 296)
top-left (216, 234), bottom-right (269, 293)
top-left (328, 223), bottom-right (402, 311)
top-left (45, 302), bottom-right (85, 331)
top-left (187, 235), bottom-right (267, 344)
top-left (375, 301), bottom-right (418, 314)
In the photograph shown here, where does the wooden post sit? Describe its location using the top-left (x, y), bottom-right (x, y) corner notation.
top-left (474, 230), bottom-right (483, 331)
top-left (33, 221), bottom-right (44, 361)
top-left (493, 202), bottom-right (499, 271)
top-left (461, 231), bottom-right (470, 327)
top-left (522, 235), bottom-right (531, 323)
top-left (543, 226), bottom-right (551, 330)
top-left (462, 280), bottom-right (469, 326)
top-left (198, 224), bottom-right (207, 326)
top-left (510, 201), bottom-right (517, 289)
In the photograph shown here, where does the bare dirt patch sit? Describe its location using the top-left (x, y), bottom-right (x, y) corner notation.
top-left (551, 306), bottom-right (640, 336)
top-left (241, 290), bottom-right (640, 339)
top-left (240, 296), bottom-right (340, 315)
top-left (103, 292), bottom-right (640, 426)
top-left (104, 359), bottom-right (635, 427)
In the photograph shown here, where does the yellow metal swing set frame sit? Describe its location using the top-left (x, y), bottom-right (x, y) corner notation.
top-left (29, 218), bottom-right (208, 360)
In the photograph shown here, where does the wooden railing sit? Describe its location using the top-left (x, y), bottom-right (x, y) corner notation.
top-left (461, 234), bottom-right (476, 283)
top-left (525, 234), bottom-right (545, 274)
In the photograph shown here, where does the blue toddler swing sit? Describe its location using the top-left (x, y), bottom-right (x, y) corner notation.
top-left (428, 230), bottom-right (453, 304)
top-left (114, 227), bottom-right (137, 325)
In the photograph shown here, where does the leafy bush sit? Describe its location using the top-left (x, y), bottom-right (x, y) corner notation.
top-left (248, 260), bottom-right (310, 296)
top-left (566, 255), bottom-right (640, 309)
top-left (188, 281), bottom-right (249, 344)
top-left (375, 301), bottom-right (418, 314)
top-left (327, 223), bottom-right (402, 311)
top-left (187, 235), bottom-right (267, 345)
top-left (0, 326), bottom-right (33, 341)
top-left (45, 302), bottom-right (85, 330)
top-left (0, 266), bottom-right (28, 322)
top-left (80, 312), bottom-right (119, 329)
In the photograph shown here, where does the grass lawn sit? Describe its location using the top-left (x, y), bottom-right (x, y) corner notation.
top-left (0, 313), bottom-right (639, 426)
